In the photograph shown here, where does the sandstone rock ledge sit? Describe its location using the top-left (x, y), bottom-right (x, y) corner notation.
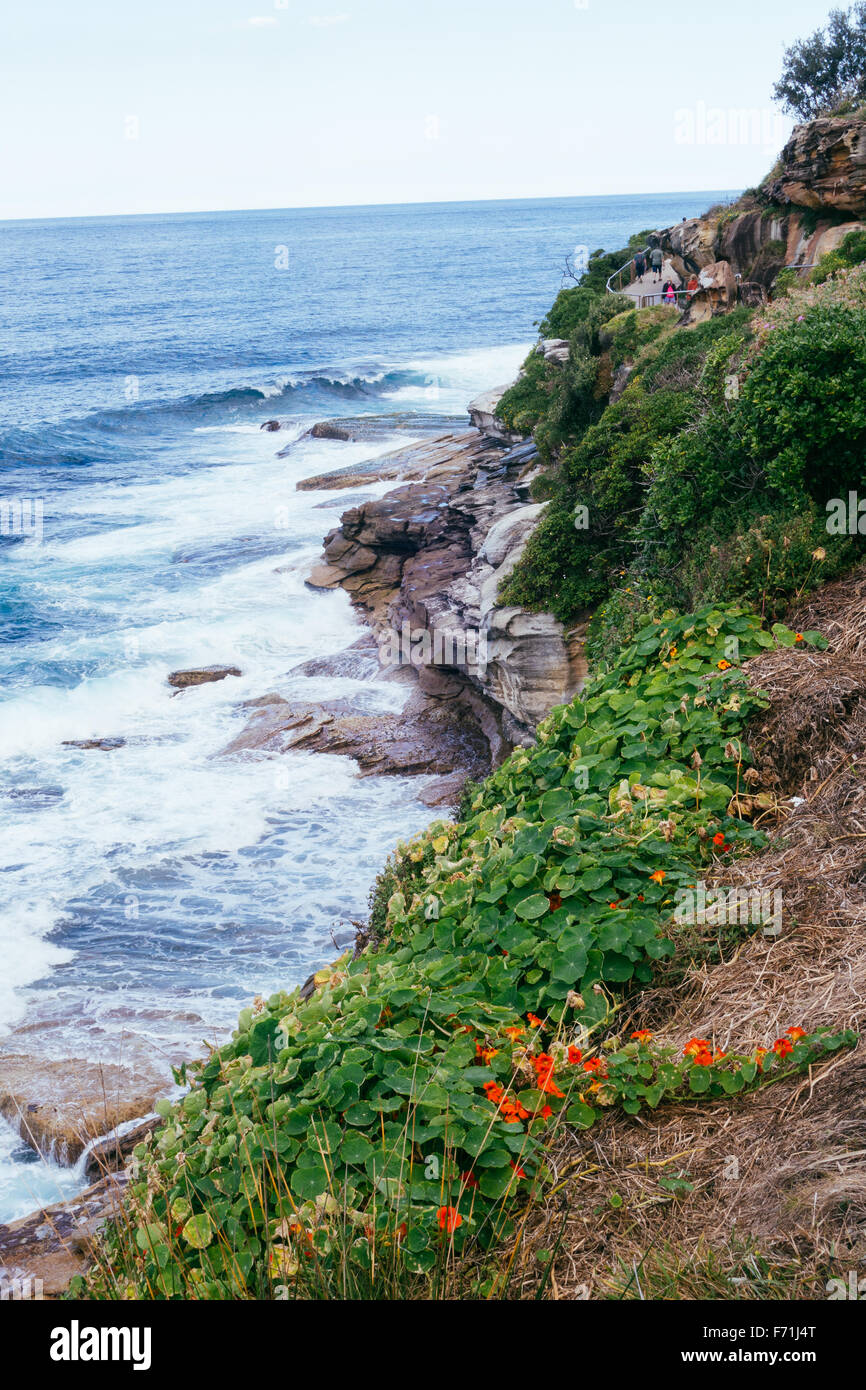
top-left (303, 426), bottom-right (587, 749)
top-left (0, 1054), bottom-right (168, 1165)
top-left (0, 1173), bottom-right (128, 1296)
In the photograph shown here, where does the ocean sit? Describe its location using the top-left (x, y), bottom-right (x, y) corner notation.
top-left (0, 189), bottom-right (736, 1220)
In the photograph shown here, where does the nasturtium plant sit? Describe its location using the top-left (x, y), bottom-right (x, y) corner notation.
top-left (82, 605), bottom-right (850, 1300)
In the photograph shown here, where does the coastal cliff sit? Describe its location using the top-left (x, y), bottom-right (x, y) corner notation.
top-left (5, 107), bottom-right (866, 1303)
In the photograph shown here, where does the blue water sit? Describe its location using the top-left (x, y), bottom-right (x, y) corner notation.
top-left (0, 190), bottom-right (735, 1219)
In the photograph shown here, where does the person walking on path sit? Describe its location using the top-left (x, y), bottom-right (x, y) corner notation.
top-left (650, 245), bottom-right (663, 280)
top-left (664, 281), bottom-right (677, 306)
top-left (634, 249), bottom-right (646, 281)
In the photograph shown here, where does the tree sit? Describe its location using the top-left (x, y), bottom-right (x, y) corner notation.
top-left (773, 3), bottom-right (866, 119)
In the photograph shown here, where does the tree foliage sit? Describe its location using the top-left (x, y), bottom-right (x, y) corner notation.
top-left (773, 3), bottom-right (866, 118)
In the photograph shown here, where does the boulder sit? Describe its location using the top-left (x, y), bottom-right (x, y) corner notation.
top-left (539, 338), bottom-right (570, 365)
top-left (260, 419), bottom-right (281, 431)
top-left (167, 665), bottom-right (241, 689)
top-left (767, 115), bottom-right (866, 216)
top-left (678, 260), bottom-right (737, 325)
top-left (0, 1173), bottom-right (128, 1297)
top-left (61, 738), bottom-right (125, 751)
top-left (812, 219), bottom-right (866, 264)
top-left (467, 386), bottom-right (522, 444)
top-left (82, 1115), bottom-right (162, 1180)
top-left (0, 1054), bottom-right (168, 1165)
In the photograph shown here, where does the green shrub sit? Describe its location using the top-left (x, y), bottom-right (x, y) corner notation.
top-left (812, 228), bottom-right (866, 284)
top-left (80, 610), bottom-right (851, 1300)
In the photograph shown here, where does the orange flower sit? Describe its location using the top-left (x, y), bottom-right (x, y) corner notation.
top-left (712, 831), bottom-right (726, 847)
top-left (755, 1046), bottom-right (768, 1071)
top-left (717, 659), bottom-right (732, 670)
top-left (794, 633), bottom-right (803, 642)
top-left (509, 1160), bottom-right (527, 1178)
top-left (631, 1029), bottom-right (653, 1043)
top-left (649, 870), bottom-right (665, 884)
top-left (693, 1050), bottom-right (714, 1066)
top-left (503, 1025), bottom-right (524, 1042)
top-left (531, 1053), bottom-right (565, 1097)
top-left (437, 1206), bottom-right (462, 1234)
top-left (786, 1026), bottom-right (807, 1040)
top-left (608, 901), bottom-right (622, 910)
top-left (475, 1042), bottom-right (499, 1064)
top-left (539, 1104), bottom-right (553, 1119)
top-left (683, 1037), bottom-right (713, 1057)
top-left (583, 1056), bottom-right (608, 1076)
top-left (772, 1036), bottom-right (793, 1058)
top-left (567, 1045), bottom-right (583, 1064)
top-left (527, 1013), bottom-right (543, 1029)
top-left (396, 1221), bottom-right (408, 1242)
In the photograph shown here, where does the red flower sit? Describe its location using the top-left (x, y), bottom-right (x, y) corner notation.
top-left (460, 1170), bottom-right (479, 1189)
top-left (712, 831), bottom-right (726, 847)
top-left (527, 1013), bottom-right (543, 1029)
top-left (683, 1037), bottom-right (713, 1057)
top-left (546, 891), bottom-right (562, 911)
top-left (772, 1037), bottom-right (793, 1058)
top-left (509, 1160), bottom-right (527, 1178)
top-left (437, 1206), bottom-right (462, 1234)
top-left (583, 1056), bottom-right (607, 1076)
top-left (631, 1029), bottom-right (653, 1043)
top-left (693, 1050), bottom-right (714, 1066)
top-left (539, 1104), bottom-right (553, 1119)
top-left (786, 1026), bottom-right (807, 1041)
top-left (396, 1222), bottom-right (407, 1242)
top-left (567, 1045), bottom-right (583, 1065)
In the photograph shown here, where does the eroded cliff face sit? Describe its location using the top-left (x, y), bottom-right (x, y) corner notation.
top-left (305, 430), bottom-right (587, 751)
top-left (767, 114), bottom-right (866, 216)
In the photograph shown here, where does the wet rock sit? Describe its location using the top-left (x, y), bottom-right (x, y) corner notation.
top-left (0, 1055), bottom-right (168, 1165)
top-left (260, 419), bottom-right (281, 431)
top-left (83, 1115), bottom-right (162, 1180)
top-left (295, 429), bottom-right (485, 491)
top-left (417, 772), bottom-right (466, 808)
top-left (0, 1172), bottom-right (128, 1297)
top-left (222, 690), bottom-right (490, 780)
top-left (286, 643), bottom-right (380, 681)
top-left (307, 421), bottom-right (353, 440)
top-left (167, 665), bottom-right (242, 689)
top-left (61, 738), bottom-right (125, 751)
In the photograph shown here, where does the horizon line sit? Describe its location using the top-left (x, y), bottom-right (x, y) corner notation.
top-left (0, 186), bottom-right (744, 228)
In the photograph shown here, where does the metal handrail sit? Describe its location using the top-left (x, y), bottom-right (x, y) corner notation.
top-left (605, 245), bottom-right (653, 295)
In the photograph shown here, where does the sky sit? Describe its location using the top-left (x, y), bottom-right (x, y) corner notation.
top-left (0, 0), bottom-right (843, 220)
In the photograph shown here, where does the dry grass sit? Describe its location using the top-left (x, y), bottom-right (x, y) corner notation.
top-left (510, 568), bottom-right (866, 1299)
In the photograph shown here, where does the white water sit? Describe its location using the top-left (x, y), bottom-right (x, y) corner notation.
top-left (0, 344), bottom-right (529, 1223)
